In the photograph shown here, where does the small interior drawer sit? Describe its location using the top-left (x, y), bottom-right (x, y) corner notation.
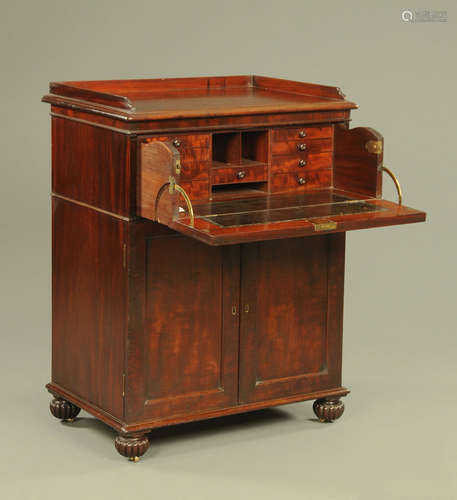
top-left (270, 170), bottom-right (332, 192)
top-left (143, 133), bottom-right (211, 150)
top-left (271, 152), bottom-right (332, 174)
top-left (271, 137), bottom-right (332, 156)
top-left (271, 125), bottom-right (332, 142)
top-left (211, 165), bottom-right (267, 185)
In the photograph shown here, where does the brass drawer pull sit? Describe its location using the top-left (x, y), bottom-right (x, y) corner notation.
top-left (297, 177), bottom-right (306, 185)
top-left (236, 171), bottom-right (246, 180)
top-left (298, 159), bottom-right (307, 167)
top-left (298, 130), bottom-right (306, 138)
top-left (297, 143), bottom-right (307, 151)
top-left (172, 138), bottom-right (181, 148)
top-left (382, 166), bottom-right (402, 205)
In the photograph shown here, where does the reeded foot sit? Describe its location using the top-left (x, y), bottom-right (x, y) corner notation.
top-left (313, 397), bottom-right (345, 423)
top-left (115, 434), bottom-right (149, 462)
top-left (50, 397), bottom-right (81, 422)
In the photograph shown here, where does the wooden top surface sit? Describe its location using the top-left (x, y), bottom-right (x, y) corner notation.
top-left (42, 75), bottom-right (357, 121)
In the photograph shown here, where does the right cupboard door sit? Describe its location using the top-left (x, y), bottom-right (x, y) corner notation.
top-left (238, 234), bottom-right (345, 403)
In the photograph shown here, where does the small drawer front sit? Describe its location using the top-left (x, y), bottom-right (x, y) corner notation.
top-left (271, 137), bottom-right (332, 156)
top-left (270, 152), bottom-right (332, 174)
top-left (270, 170), bottom-right (332, 192)
top-left (144, 133), bottom-right (211, 150)
top-left (272, 125), bottom-right (332, 142)
top-left (211, 165), bottom-right (267, 185)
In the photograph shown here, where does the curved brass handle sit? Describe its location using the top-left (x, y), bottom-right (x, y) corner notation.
top-left (174, 184), bottom-right (195, 226)
top-left (155, 177), bottom-right (195, 227)
top-left (382, 166), bottom-right (402, 205)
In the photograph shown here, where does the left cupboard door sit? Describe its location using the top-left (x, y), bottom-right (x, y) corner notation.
top-left (126, 227), bottom-right (241, 422)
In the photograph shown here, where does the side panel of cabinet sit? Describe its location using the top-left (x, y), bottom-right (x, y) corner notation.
top-left (52, 198), bottom-right (127, 419)
top-left (52, 117), bottom-right (133, 216)
top-left (126, 223), bottom-right (240, 421)
top-left (238, 234), bottom-right (345, 403)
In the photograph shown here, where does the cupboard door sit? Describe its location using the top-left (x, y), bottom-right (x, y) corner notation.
top-left (127, 229), bottom-right (240, 421)
top-left (238, 234), bottom-right (344, 403)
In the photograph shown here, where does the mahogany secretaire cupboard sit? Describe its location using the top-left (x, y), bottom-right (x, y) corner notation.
top-left (42, 75), bottom-right (425, 461)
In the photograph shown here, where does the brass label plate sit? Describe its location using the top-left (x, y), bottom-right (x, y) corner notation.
top-left (366, 140), bottom-right (383, 154)
top-left (311, 219), bottom-right (337, 231)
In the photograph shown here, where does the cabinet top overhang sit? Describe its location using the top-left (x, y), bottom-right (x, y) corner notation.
top-left (42, 75), bottom-right (357, 122)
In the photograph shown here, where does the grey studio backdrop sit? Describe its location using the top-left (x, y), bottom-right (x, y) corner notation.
top-left (1, 1), bottom-right (456, 499)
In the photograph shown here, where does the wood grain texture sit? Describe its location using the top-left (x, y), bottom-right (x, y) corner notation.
top-left (269, 170), bottom-right (332, 193)
top-left (238, 235), bottom-right (344, 403)
top-left (334, 123), bottom-right (383, 197)
top-left (271, 137), bottom-right (332, 156)
top-left (125, 224), bottom-right (240, 422)
top-left (138, 141), bottom-right (181, 223)
top-left (270, 152), bottom-right (332, 174)
top-left (47, 380), bottom-right (348, 433)
top-left (43, 76), bottom-right (426, 459)
top-left (142, 133), bottom-right (211, 149)
top-left (50, 104), bottom-right (351, 135)
top-left (43, 75), bottom-right (357, 122)
top-left (211, 164), bottom-right (267, 185)
top-left (52, 197), bottom-right (126, 419)
top-left (52, 117), bottom-right (132, 216)
top-left (171, 197), bottom-right (425, 246)
top-left (271, 125), bottom-right (333, 142)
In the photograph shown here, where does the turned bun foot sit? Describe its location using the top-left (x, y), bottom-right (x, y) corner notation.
top-left (313, 398), bottom-right (345, 422)
top-left (50, 397), bottom-right (81, 422)
top-left (115, 435), bottom-right (149, 462)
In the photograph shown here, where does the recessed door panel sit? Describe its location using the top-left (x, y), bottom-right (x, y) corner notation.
top-left (130, 232), bottom-right (240, 420)
top-left (239, 234), bottom-right (345, 403)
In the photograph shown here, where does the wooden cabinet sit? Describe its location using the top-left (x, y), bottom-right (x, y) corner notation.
top-left (43, 75), bottom-right (426, 461)
top-left (125, 231), bottom-right (344, 421)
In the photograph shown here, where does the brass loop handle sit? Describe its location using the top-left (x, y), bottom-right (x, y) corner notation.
top-left (174, 184), bottom-right (195, 226)
top-left (155, 177), bottom-right (195, 227)
top-left (382, 166), bottom-right (402, 205)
